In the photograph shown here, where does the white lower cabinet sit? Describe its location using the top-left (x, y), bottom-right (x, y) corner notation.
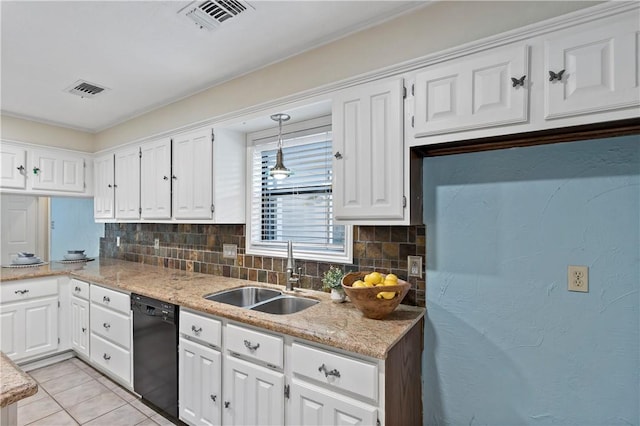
top-left (70, 296), bottom-right (89, 358)
top-left (0, 278), bottom-right (59, 363)
top-left (179, 337), bottom-right (222, 426)
top-left (222, 355), bottom-right (284, 426)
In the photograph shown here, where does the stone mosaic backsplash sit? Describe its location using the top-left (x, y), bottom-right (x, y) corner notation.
top-left (100, 223), bottom-right (426, 307)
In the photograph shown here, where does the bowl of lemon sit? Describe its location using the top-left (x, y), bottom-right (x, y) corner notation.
top-left (341, 271), bottom-right (411, 320)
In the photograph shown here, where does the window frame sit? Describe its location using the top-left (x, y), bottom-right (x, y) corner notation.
top-left (245, 115), bottom-right (353, 264)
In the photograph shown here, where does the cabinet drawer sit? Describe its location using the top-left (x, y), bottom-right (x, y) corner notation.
top-left (70, 279), bottom-right (90, 300)
top-left (90, 303), bottom-right (131, 350)
top-left (90, 285), bottom-right (130, 315)
top-left (90, 334), bottom-right (131, 385)
top-left (226, 323), bottom-right (283, 369)
top-left (179, 310), bottom-right (221, 348)
top-left (1, 278), bottom-right (58, 304)
top-left (291, 342), bottom-right (378, 401)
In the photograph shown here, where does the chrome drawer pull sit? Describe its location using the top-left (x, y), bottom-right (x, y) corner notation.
top-left (103, 353), bottom-right (111, 360)
top-left (74, 286), bottom-right (81, 292)
top-left (103, 322), bottom-right (111, 329)
top-left (14, 289), bottom-right (29, 295)
top-left (210, 395), bottom-right (217, 402)
top-left (224, 401), bottom-right (230, 408)
top-left (103, 296), bottom-right (110, 303)
top-left (318, 363), bottom-right (341, 378)
top-left (82, 327), bottom-right (86, 333)
top-left (244, 340), bottom-right (260, 351)
top-left (191, 325), bottom-right (202, 334)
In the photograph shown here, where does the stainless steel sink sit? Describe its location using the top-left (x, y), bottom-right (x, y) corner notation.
top-left (204, 286), bottom-right (318, 314)
top-left (204, 286), bottom-right (282, 307)
top-left (249, 295), bottom-right (319, 315)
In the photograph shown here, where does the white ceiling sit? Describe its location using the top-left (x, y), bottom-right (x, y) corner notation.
top-left (1, 0), bottom-right (425, 133)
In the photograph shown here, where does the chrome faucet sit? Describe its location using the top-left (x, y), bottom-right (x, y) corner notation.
top-left (285, 240), bottom-right (301, 291)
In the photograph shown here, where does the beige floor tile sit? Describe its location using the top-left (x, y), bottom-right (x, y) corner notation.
top-left (69, 357), bottom-right (92, 371)
top-left (111, 386), bottom-right (138, 402)
top-left (27, 409), bottom-right (79, 426)
top-left (40, 368), bottom-right (94, 395)
top-left (134, 419), bottom-right (159, 426)
top-left (66, 391), bottom-right (126, 424)
top-left (17, 385), bottom-right (48, 407)
top-left (17, 395), bottom-right (62, 426)
top-left (149, 413), bottom-right (176, 426)
top-left (29, 361), bottom-right (78, 383)
top-left (129, 399), bottom-right (158, 417)
top-left (84, 403), bottom-right (147, 426)
top-left (96, 375), bottom-right (119, 390)
top-left (54, 379), bottom-right (110, 409)
top-left (84, 367), bottom-right (104, 379)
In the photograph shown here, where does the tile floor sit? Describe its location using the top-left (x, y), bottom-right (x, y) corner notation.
top-left (17, 358), bottom-right (178, 426)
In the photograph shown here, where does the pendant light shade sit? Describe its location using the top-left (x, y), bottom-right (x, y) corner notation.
top-left (269, 113), bottom-right (291, 179)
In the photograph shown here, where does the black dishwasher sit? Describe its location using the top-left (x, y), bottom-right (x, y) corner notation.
top-left (131, 293), bottom-right (178, 419)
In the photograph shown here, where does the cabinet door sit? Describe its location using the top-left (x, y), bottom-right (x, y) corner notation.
top-left (544, 11), bottom-right (640, 119)
top-left (71, 296), bottom-right (89, 357)
top-left (414, 43), bottom-right (529, 137)
top-left (222, 355), bottom-right (284, 426)
top-left (172, 128), bottom-right (213, 220)
top-left (31, 149), bottom-right (85, 192)
top-left (0, 304), bottom-right (22, 359)
top-left (179, 338), bottom-right (222, 426)
top-left (332, 78), bottom-right (404, 221)
top-left (115, 146), bottom-right (140, 219)
top-left (94, 154), bottom-right (115, 219)
top-left (0, 144), bottom-right (27, 189)
top-left (140, 138), bottom-right (172, 219)
top-left (289, 378), bottom-right (378, 426)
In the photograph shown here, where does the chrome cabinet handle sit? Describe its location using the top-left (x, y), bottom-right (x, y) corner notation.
top-left (163, 176), bottom-right (169, 180)
top-left (224, 401), bottom-right (230, 408)
top-left (14, 289), bottom-right (29, 295)
top-left (103, 353), bottom-right (111, 360)
top-left (210, 395), bottom-right (217, 402)
top-left (334, 151), bottom-right (343, 160)
top-left (17, 165), bottom-right (25, 173)
top-left (511, 75), bottom-right (526, 87)
top-left (33, 167), bottom-right (40, 175)
top-left (74, 286), bottom-right (81, 292)
top-left (103, 322), bottom-right (111, 329)
top-left (172, 175), bottom-right (177, 180)
top-left (108, 184), bottom-right (112, 188)
top-left (103, 296), bottom-right (110, 303)
top-left (549, 70), bottom-right (565, 82)
top-left (191, 325), bottom-right (202, 334)
top-left (318, 363), bottom-right (341, 378)
top-left (244, 340), bottom-right (260, 351)
top-left (82, 327), bottom-right (87, 333)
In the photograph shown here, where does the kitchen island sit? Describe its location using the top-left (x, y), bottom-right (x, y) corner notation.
top-left (0, 352), bottom-right (38, 425)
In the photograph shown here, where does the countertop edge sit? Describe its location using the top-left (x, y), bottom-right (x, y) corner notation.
top-left (0, 352), bottom-right (38, 407)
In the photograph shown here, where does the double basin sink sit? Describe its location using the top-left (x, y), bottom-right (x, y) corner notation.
top-left (204, 286), bottom-right (318, 315)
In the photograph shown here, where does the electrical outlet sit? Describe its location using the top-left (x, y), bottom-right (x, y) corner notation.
top-left (568, 265), bottom-right (588, 292)
top-left (154, 238), bottom-right (160, 250)
top-left (223, 244), bottom-right (237, 259)
top-left (116, 236), bottom-right (120, 247)
top-left (407, 256), bottom-right (423, 278)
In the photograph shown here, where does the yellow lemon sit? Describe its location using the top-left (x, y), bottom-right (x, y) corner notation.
top-left (363, 281), bottom-right (374, 287)
top-left (366, 272), bottom-right (383, 285)
top-left (352, 280), bottom-right (366, 288)
top-left (377, 291), bottom-right (396, 300)
top-left (385, 273), bottom-right (398, 282)
top-left (383, 279), bottom-right (398, 286)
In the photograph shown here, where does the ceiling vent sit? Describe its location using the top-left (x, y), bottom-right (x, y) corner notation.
top-left (181, 0), bottom-right (254, 31)
top-left (65, 80), bottom-right (109, 99)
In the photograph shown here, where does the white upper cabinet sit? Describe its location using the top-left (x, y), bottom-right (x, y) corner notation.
top-left (543, 11), bottom-right (640, 120)
top-left (413, 43), bottom-right (529, 137)
top-left (172, 128), bottom-right (214, 220)
top-left (140, 138), bottom-right (171, 220)
top-left (94, 154), bottom-right (115, 220)
top-left (0, 144), bottom-right (27, 189)
top-left (332, 77), bottom-right (405, 222)
top-left (31, 148), bottom-right (85, 193)
top-left (114, 146), bottom-right (141, 220)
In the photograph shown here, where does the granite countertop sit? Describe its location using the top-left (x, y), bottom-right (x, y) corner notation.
top-left (0, 259), bottom-right (425, 360)
top-left (0, 352), bottom-right (37, 407)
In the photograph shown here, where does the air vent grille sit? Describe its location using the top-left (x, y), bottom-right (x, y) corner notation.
top-left (183, 0), bottom-right (254, 31)
top-left (65, 80), bottom-right (109, 98)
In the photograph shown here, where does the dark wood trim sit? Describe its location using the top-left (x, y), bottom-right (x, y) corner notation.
top-left (412, 118), bottom-right (640, 158)
top-left (385, 317), bottom-right (424, 426)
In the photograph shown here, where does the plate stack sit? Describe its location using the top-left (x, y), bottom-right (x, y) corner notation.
top-left (63, 250), bottom-right (87, 261)
top-left (12, 252), bottom-right (43, 265)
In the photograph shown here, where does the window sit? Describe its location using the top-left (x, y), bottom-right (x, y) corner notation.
top-left (247, 117), bottom-right (352, 263)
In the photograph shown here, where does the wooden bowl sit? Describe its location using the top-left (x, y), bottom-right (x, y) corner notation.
top-left (341, 272), bottom-right (411, 320)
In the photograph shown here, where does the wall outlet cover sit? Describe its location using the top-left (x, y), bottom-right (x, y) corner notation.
top-left (223, 244), bottom-right (237, 259)
top-left (408, 255), bottom-right (423, 278)
top-left (568, 265), bottom-right (588, 292)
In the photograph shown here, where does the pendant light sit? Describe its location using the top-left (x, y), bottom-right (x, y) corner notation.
top-left (269, 113), bottom-right (291, 180)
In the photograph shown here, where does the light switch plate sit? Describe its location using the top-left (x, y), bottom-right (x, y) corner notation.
top-left (223, 244), bottom-right (237, 259)
top-left (407, 256), bottom-right (423, 278)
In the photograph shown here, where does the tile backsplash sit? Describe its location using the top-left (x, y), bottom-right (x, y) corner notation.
top-left (101, 223), bottom-right (425, 307)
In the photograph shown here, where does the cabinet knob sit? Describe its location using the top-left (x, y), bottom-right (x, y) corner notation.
top-left (33, 167), bottom-right (40, 175)
top-left (318, 363), bottom-right (341, 378)
top-left (511, 75), bottom-right (526, 87)
top-left (103, 296), bottom-right (110, 303)
top-left (163, 176), bottom-right (169, 181)
top-left (103, 322), bottom-right (111, 329)
top-left (224, 401), bottom-right (230, 408)
top-left (103, 353), bottom-right (111, 360)
top-left (549, 70), bottom-right (565, 82)
top-left (172, 175), bottom-right (177, 180)
top-left (113, 184), bottom-right (118, 188)
top-left (191, 325), bottom-right (202, 335)
top-left (244, 340), bottom-right (260, 351)
top-left (334, 151), bottom-right (343, 160)
top-left (17, 165), bottom-right (25, 173)
top-left (75, 286), bottom-right (81, 292)
top-left (82, 327), bottom-right (86, 333)
top-left (210, 395), bottom-right (217, 402)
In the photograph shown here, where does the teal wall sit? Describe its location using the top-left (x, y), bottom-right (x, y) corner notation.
top-left (422, 135), bottom-right (639, 425)
top-left (50, 197), bottom-right (103, 260)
